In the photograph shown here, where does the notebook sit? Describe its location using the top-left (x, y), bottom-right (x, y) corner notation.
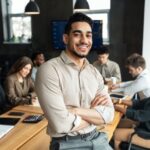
top-left (0, 125), bottom-right (14, 139)
top-left (0, 117), bottom-right (20, 139)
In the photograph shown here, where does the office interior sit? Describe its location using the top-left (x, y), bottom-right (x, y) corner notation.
top-left (0, 0), bottom-right (148, 82)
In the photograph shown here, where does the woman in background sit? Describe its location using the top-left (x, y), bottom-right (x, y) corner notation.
top-left (5, 56), bottom-right (36, 106)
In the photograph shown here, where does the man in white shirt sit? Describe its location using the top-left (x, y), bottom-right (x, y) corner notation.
top-left (111, 53), bottom-right (150, 100)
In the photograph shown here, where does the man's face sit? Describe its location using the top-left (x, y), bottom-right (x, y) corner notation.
top-left (98, 53), bottom-right (109, 64)
top-left (63, 22), bottom-right (92, 58)
top-left (35, 54), bottom-right (45, 66)
top-left (128, 65), bottom-right (141, 77)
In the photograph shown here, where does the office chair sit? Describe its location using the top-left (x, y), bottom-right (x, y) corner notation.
top-left (120, 132), bottom-right (150, 150)
top-left (0, 83), bottom-right (11, 114)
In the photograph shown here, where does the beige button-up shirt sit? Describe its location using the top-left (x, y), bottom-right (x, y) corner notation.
top-left (35, 51), bottom-right (114, 137)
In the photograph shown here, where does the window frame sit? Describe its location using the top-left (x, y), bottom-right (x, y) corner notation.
top-left (1, 0), bottom-right (32, 44)
top-left (7, 13), bottom-right (32, 44)
top-left (84, 9), bottom-right (110, 45)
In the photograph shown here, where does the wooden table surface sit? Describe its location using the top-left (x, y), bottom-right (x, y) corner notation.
top-left (0, 105), bottom-right (49, 150)
top-left (0, 102), bottom-right (125, 149)
top-left (13, 105), bottom-right (43, 114)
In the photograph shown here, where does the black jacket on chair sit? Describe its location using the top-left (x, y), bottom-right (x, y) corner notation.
top-left (0, 84), bottom-right (11, 114)
top-left (126, 98), bottom-right (150, 138)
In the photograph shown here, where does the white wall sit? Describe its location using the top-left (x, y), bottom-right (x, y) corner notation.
top-left (143, 0), bottom-right (150, 71)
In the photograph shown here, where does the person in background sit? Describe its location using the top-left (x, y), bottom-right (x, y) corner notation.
top-left (93, 46), bottom-right (121, 83)
top-left (35, 13), bottom-right (114, 150)
top-left (31, 51), bottom-right (45, 81)
top-left (111, 53), bottom-right (150, 100)
top-left (113, 98), bottom-right (150, 150)
top-left (5, 56), bottom-right (37, 107)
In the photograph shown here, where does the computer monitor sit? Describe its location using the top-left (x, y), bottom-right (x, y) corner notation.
top-left (51, 20), bottom-right (103, 50)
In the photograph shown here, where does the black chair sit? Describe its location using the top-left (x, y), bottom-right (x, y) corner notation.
top-left (120, 132), bottom-right (150, 150)
top-left (0, 83), bottom-right (11, 114)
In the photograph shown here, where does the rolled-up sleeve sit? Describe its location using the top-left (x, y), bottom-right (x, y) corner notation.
top-left (93, 68), bottom-right (114, 124)
top-left (95, 105), bottom-right (114, 123)
top-left (95, 89), bottom-right (114, 124)
top-left (35, 63), bottom-right (76, 134)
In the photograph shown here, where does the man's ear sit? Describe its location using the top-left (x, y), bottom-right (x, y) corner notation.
top-left (63, 34), bottom-right (68, 45)
top-left (107, 53), bottom-right (109, 58)
top-left (138, 66), bottom-right (143, 72)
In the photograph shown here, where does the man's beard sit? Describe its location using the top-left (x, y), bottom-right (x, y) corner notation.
top-left (72, 49), bottom-right (89, 58)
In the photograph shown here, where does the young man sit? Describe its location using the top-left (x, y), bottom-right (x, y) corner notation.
top-left (93, 46), bottom-right (121, 83)
top-left (35, 13), bottom-right (114, 150)
top-left (111, 53), bottom-right (150, 100)
top-left (31, 51), bottom-right (45, 81)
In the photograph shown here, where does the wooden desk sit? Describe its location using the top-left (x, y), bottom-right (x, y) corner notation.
top-left (0, 104), bottom-right (125, 149)
top-left (0, 105), bottom-right (50, 150)
top-left (13, 105), bottom-right (43, 114)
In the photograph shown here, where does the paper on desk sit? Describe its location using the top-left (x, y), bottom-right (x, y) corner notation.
top-left (0, 125), bottom-right (14, 139)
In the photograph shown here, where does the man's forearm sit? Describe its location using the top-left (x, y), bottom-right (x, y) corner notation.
top-left (73, 107), bottom-right (105, 125)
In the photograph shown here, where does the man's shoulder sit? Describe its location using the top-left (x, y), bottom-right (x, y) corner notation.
top-left (108, 60), bottom-right (119, 66)
top-left (41, 57), bottom-right (60, 67)
top-left (93, 60), bottom-right (100, 66)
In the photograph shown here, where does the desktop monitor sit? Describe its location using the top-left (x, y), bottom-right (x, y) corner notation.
top-left (51, 20), bottom-right (103, 50)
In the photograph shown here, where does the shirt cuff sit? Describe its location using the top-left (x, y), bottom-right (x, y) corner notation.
top-left (94, 105), bottom-right (114, 124)
top-left (73, 115), bottom-right (81, 128)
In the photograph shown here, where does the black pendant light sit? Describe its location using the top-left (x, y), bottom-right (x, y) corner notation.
top-left (24, 0), bottom-right (40, 15)
top-left (74, 0), bottom-right (90, 10)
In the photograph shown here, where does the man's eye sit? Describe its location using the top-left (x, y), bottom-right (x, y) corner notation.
top-left (74, 33), bottom-right (80, 37)
top-left (87, 34), bottom-right (92, 38)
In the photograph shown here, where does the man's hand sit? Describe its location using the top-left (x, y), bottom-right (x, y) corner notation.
top-left (91, 94), bottom-right (110, 108)
top-left (67, 107), bottom-right (77, 114)
top-left (110, 83), bottom-right (120, 90)
top-left (114, 105), bottom-right (126, 114)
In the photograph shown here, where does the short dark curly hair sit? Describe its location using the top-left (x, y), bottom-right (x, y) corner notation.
top-left (64, 13), bottom-right (93, 34)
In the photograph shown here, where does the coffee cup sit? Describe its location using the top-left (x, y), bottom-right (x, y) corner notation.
top-left (111, 77), bottom-right (117, 84)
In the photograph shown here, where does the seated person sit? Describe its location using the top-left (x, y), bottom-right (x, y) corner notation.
top-left (5, 56), bottom-right (37, 106)
top-left (31, 51), bottom-right (45, 81)
top-left (113, 98), bottom-right (150, 150)
top-left (93, 46), bottom-right (121, 83)
top-left (111, 53), bottom-right (150, 100)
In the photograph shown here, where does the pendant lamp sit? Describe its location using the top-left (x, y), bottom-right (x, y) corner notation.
top-left (25, 0), bottom-right (40, 15)
top-left (74, 0), bottom-right (90, 10)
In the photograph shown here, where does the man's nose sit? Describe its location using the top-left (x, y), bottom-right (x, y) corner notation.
top-left (80, 35), bottom-right (88, 43)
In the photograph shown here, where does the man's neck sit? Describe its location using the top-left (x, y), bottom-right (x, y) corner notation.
top-left (66, 50), bottom-right (85, 68)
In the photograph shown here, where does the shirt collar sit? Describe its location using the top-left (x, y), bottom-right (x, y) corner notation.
top-left (101, 59), bottom-right (109, 67)
top-left (137, 69), bottom-right (148, 78)
top-left (60, 51), bottom-right (90, 67)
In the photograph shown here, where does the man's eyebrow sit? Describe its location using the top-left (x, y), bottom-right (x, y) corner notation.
top-left (72, 30), bottom-right (82, 33)
top-left (72, 30), bottom-right (92, 34)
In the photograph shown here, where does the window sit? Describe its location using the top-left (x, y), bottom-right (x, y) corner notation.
top-left (73, 0), bottom-right (110, 44)
top-left (1, 0), bottom-right (31, 43)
